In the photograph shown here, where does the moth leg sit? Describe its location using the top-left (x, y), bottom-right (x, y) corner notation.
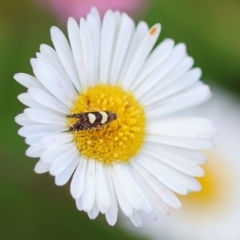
top-left (95, 124), bottom-right (108, 131)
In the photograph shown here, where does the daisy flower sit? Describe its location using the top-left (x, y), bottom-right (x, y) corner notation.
top-left (123, 89), bottom-right (240, 237)
top-left (14, 8), bottom-right (217, 227)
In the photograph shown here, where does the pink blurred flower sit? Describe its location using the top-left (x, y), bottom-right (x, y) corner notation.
top-left (41, 0), bottom-right (145, 22)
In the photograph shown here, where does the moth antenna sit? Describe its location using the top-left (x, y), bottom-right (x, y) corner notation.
top-left (66, 113), bottom-right (83, 118)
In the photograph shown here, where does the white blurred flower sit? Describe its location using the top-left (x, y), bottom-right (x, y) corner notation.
top-left (14, 8), bottom-right (216, 227)
top-left (38, 0), bottom-right (145, 22)
top-left (122, 88), bottom-right (240, 236)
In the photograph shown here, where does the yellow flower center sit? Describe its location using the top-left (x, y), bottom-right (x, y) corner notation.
top-left (179, 152), bottom-right (236, 212)
top-left (68, 84), bottom-right (146, 164)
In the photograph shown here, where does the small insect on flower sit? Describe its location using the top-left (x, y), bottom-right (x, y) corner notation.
top-left (67, 111), bottom-right (117, 131)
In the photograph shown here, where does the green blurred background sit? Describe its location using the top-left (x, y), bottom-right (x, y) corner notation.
top-left (0, 0), bottom-right (239, 239)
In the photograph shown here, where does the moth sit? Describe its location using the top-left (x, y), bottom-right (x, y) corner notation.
top-left (67, 111), bottom-right (117, 131)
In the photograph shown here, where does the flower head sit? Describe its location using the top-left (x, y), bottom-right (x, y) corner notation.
top-left (125, 89), bottom-right (240, 237)
top-left (15, 8), bottom-right (217, 227)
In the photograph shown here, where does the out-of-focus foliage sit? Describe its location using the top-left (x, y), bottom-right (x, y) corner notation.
top-left (145, 0), bottom-right (240, 94)
top-left (0, 0), bottom-right (239, 239)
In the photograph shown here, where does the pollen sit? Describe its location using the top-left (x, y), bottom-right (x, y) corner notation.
top-left (149, 26), bottom-right (157, 35)
top-left (68, 84), bottom-right (146, 164)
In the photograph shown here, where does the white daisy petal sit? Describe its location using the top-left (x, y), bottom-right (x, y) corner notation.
top-left (149, 144), bottom-right (206, 164)
top-left (109, 13), bottom-right (135, 84)
top-left (34, 160), bottom-right (51, 174)
top-left (80, 18), bottom-right (95, 86)
top-left (15, 113), bottom-right (35, 126)
top-left (87, 201), bottom-right (100, 220)
top-left (28, 87), bottom-right (68, 114)
top-left (130, 162), bottom-right (171, 213)
top-left (107, 11), bottom-right (122, 82)
top-left (143, 66), bottom-right (201, 104)
top-left (143, 143), bottom-right (204, 177)
top-left (39, 44), bottom-right (77, 95)
top-left (113, 11), bottom-right (123, 47)
top-left (146, 84), bottom-right (212, 118)
top-left (129, 38), bottom-right (175, 91)
top-left (67, 18), bottom-right (88, 89)
top-left (70, 157), bottom-right (87, 199)
top-left (18, 93), bottom-right (64, 116)
top-left (139, 154), bottom-right (201, 194)
top-left (95, 162), bottom-right (111, 213)
top-left (50, 145), bottom-right (77, 176)
top-left (130, 209), bottom-right (143, 228)
top-left (110, 166), bottom-right (133, 217)
top-left (25, 132), bottom-right (51, 145)
top-left (37, 50), bottom-right (76, 99)
top-left (17, 93), bottom-right (44, 109)
top-left (132, 160), bottom-right (181, 210)
top-left (30, 58), bottom-right (73, 107)
top-left (26, 143), bottom-right (45, 158)
top-left (123, 164), bottom-right (156, 219)
top-left (40, 133), bottom-right (73, 149)
top-left (55, 155), bottom-right (79, 186)
top-left (24, 108), bottom-right (66, 125)
top-left (134, 43), bottom-right (186, 99)
top-left (40, 143), bottom-right (74, 164)
top-left (113, 163), bottom-right (142, 210)
top-left (121, 23), bottom-right (161, 87)
top-left (81, 159), bottom-right (96, 211)
top-left (15, 9), bottom-right (216, 227)
top-left (76, 196), bottom-right (83, 211)
top-left (162, 56), bottom-right (195, 81)
top-left (18, 124), bottom-right (66, 137)
top-left (50, 26), bottom-right (81, 90)
top-left (146, 134), bottom-right (215, 150)
top-left (100, 10), bottom-right (116, 83)
top-left (119, 21), bottom-right (148, 84)
top-left (154, 67), bottom-right (201, 102)
top-left (86, 14), bottom-right (100, 84)
top-left (147, 117), bottom-right (217, 139)
top-left (104, 167), bottom-right (118, 226)
top-left (90, 7), bottom-right (101, 27)
top-left (154, 58), bottom-right (195, 97)
top-left (14, 73), bottom-right (44, 90)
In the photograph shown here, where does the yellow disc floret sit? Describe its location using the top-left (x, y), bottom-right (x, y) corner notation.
top-left (68, 84), bottom-right (146, 164)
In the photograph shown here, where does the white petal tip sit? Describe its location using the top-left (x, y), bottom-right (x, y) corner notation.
top-left (30, 58), bottom-right (37, 66)
top-left (90, 6), bottom-right (98, 12)
top-left (108, 223), bottom-right (115, 227)
top-left (106, 219), bottom-right (117, 226)
top-left (148, 213), bottom-right (158, 221)
top-left (13, 73), bottom-right (20, 80)
top-left (15, 117), bottom-right (21, 125)
top-left (50, 26), bottom-right (57, 32)
top-left (70, 189), bottom-right (80, 200)
top-left (54, 181), bottom-right (64, 186)
top-left (25, 148), bottom-right (38, 158)
top-left (106, 9), bottom-right (114, 15)
top-left (68, 16), bottom-right (75, 22)
top-left (34, 162), bottom-right (49, 174)
top-left (195, 67), bottom-right (202, 77)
